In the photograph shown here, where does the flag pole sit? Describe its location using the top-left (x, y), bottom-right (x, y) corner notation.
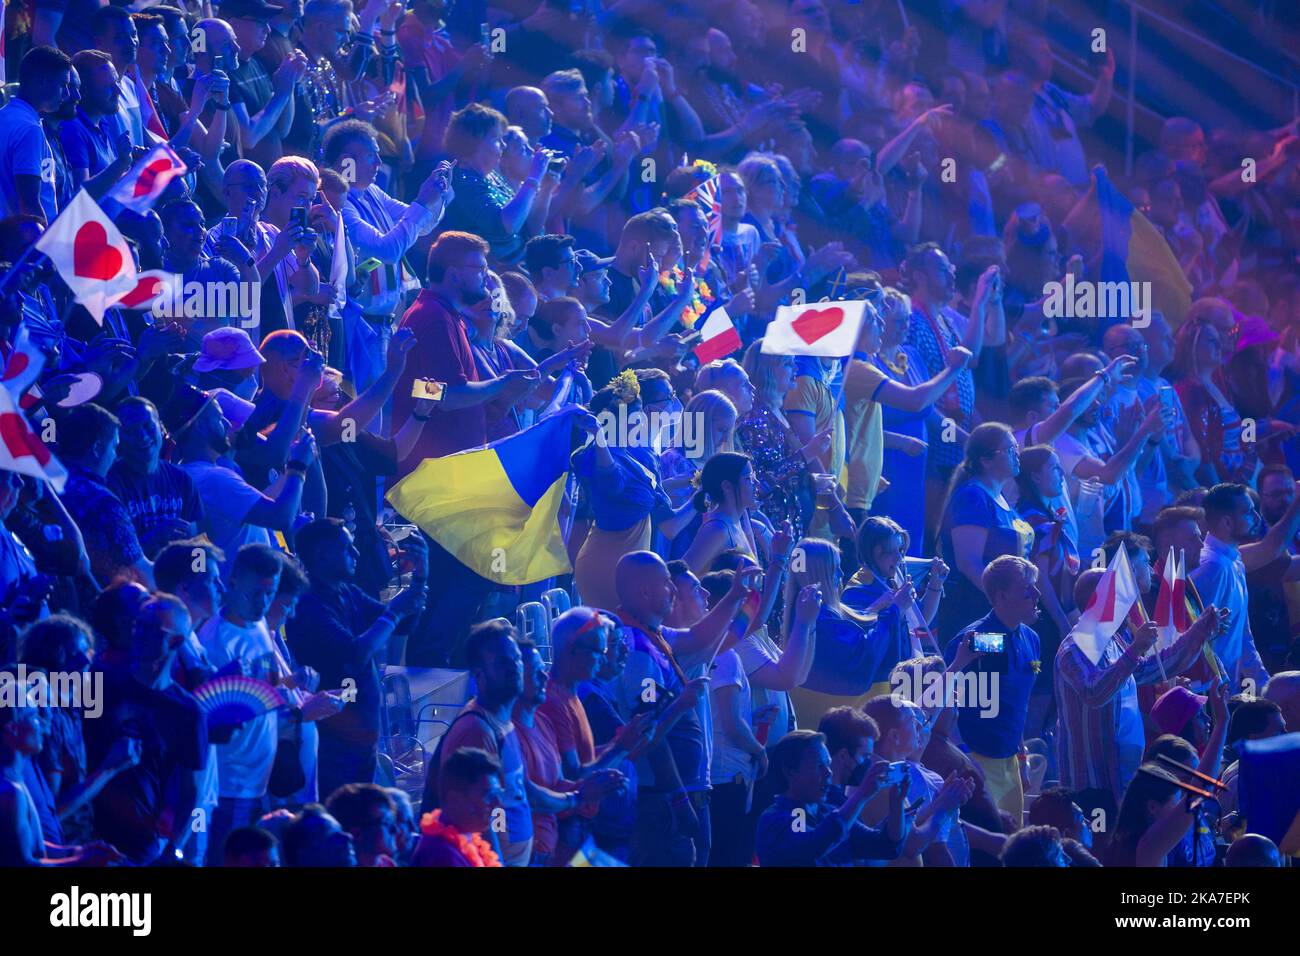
top-left (1181, 550), bottom-right (1227, 682)
top-left (0, 245), bottom-right (38, 294)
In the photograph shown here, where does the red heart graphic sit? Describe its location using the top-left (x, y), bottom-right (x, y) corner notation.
top-left (0, 412), bottom-right (50, 466)
top-left (791, 306), bottom-right (844, 345)
top-left (133, 158), bottom-right (174, 198)
top-left (118, 275), bottom-right (163, 308)
top-left (73, 222), bottom-right (124, 281)
top-left (3, 353), bottom-right (28, 382)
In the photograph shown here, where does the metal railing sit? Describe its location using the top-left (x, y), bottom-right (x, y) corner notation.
top-left (1118, 0), bottom-right (1300, 175)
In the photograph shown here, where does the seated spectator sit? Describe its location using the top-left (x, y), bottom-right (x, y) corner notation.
top-left (324, 783), bottom-right (400, 867)
top-left (754, 729), bottom-right (908, 867)
top-left (221, 825), bottom-right (280, 867)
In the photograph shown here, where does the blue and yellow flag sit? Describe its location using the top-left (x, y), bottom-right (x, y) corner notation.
top-left (1095, 165), bottom-right (1192, 327)
top-left (386, 409), bottom-right (577, 585)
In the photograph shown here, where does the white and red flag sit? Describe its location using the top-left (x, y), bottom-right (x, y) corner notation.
top-left (115, 269), bottom-right (182, 312)
top-left (35, 190), bottom-right (138, 324)
top-left (693, 305), bottom-right (742, 365)
top-left (0, 380), bottom-right (66, 491)
top-left (107, 142), bottom-right (188, 214)
top-left (1072, 544), bottom-right (1143, 665)
top-left (2, 323), bottom-right (45, 404)
top-left (761, 300), bottom-right (868, 357)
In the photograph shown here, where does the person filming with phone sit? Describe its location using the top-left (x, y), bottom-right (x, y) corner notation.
top-left (755, 727), bottom-right (909, 867)
top-left (943, 555), bottom-right (1043, 825)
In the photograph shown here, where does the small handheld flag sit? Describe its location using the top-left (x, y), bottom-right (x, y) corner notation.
top-left (1072, 544), bottom-right (1141, 665)
top-left (0, 381), bottom-right (67, 491)
top-left (115, 270), bottom-right (182, 312)
top-left (693, 305), bottom-right (742, 364)
top-left (761, 300), bottom-right (868, 357)
top-left (35, 190), bottom-right (138, 324)
top-left (107, 143), bottom-right (188, 215)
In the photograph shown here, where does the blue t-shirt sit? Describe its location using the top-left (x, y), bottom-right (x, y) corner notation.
top-left (59, 109), bottom-right (120, 179)
top-left (0, 98), bottom-right (59, 221)
top-left (944, 610), bottom-right (1041, 759)
top-left (941, 481), bottom-right (1034, 591)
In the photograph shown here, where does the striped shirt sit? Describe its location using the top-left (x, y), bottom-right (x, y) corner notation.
top-left (1054, 626), bottom-right (1204, 801)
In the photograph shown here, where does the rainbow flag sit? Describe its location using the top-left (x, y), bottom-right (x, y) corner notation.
top-left (386, 408), bottom-right (578, 585)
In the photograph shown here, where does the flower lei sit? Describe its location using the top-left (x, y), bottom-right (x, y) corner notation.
top-left (690, 159), bottom-right (719, 178)
top-left (658, 265), bottom-right (714, 329)
top-left (610, 369), bottom-right (641, 404)
top-left (419, 810), bottom-right (501, 867)
top-left (882, 350), bottom-right (909, 377)
top-left (1029, 660), bottom-right (1042, 675)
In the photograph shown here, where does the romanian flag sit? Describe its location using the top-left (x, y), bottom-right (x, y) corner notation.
top-left (1068, 166), bottom-right (1192, 328)
top-left (385, 409), bottom-right (578, 585)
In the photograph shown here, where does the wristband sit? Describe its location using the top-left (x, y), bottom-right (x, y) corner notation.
top-left (285, 461), bottom-right (309, 475)
top-left (213, 102), bottom-right (232, 111)
top-left (378, 611), bottom-right (400, 628)
top-left (524, 178), bottom-right (542, 190)
top-left (413, 413), bottom-right (432, 422)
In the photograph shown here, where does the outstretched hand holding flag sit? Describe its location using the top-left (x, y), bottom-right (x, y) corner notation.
top-left (1072, 544), bottom-right (1142, 665)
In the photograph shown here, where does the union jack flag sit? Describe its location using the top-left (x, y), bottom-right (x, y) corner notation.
top-left (686, 175), bottom-right (723, 248)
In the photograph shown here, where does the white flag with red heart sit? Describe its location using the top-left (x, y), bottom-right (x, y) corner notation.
top-left (761, 300), bottom-right (868, 357)
top-left (2, 323), bottom-right (45, 403)
top-left (0, 378), bottom-right (67, 492)
top-left (35, 189), bottom-right (138, 324)
top-left (116, 269), bottom-right (183, 312)
top-left (107, 143), bottom-right (188, 214)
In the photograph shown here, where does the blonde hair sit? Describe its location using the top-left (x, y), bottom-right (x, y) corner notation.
top-left (685, 389), bottom-right (737, 462)
top-left (781, 538), bottom-right (869, 638)
top-left (268, 156), bottom-right (320, 196)
top-left (742, 340), bottom-right (792, 408)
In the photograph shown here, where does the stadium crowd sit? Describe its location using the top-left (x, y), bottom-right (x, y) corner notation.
top-left (0, 0), bottom-right (1299, 868)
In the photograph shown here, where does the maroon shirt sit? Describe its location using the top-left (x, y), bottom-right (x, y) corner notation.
top-left (395, 289), bottom-right (486, 474)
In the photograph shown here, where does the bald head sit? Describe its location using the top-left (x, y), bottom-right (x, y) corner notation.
top-left (614, 550), bottom-right (674, 624)
top-left (1225, 834), bottom-right (1281, 868)
top-left (505, 86), bottom-right (551, 141)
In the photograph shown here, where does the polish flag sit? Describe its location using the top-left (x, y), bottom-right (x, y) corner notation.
top-left (0, 382), bottom-right (67, 492)
top-left (1072, 544), bottom-right (1142, 665)
top-left (107, 143), bottom-right (188, 214)
top-left (1153, 548), bottom-right (1190, 649)
top-left (693, 305), bottom-right (741, 365)
top-left (35, 190), bottom-right (138, 324)
top-left (761, 300), bottom-right (868, 357)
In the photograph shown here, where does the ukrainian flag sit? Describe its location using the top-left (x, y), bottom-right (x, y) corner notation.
top-left (1095, 165), bottom-right (1192, 327)
top-left (386, 409), bottom-right (577, 585)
